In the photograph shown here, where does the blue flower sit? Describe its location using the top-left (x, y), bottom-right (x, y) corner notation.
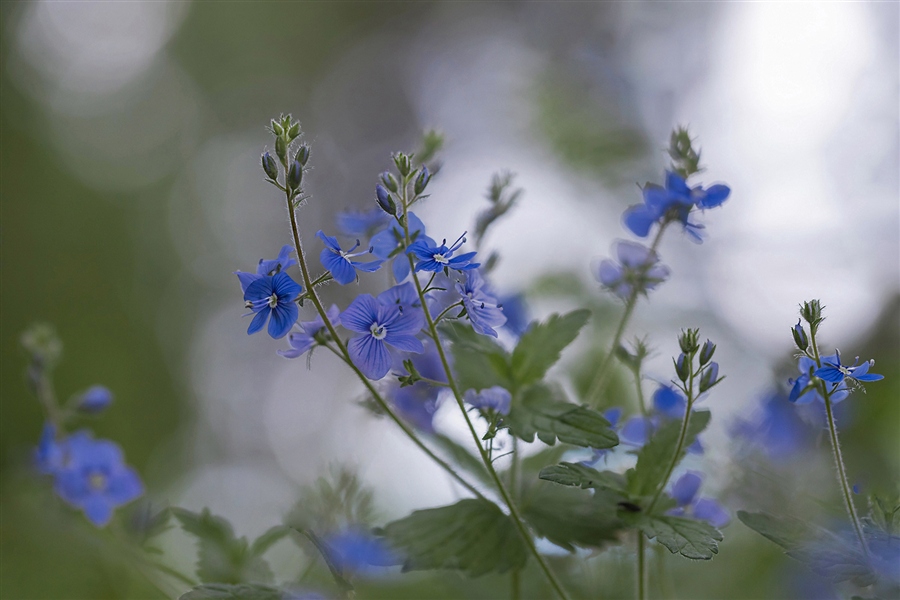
top-left (595, 240), bottom-right (670, 299)
top-left (279, 305), bottom-right (340, 359)
top-left (464, 386), bottom-right (511, 415)
top-left (455, 270), bottom-right (506, 337)
top-left (370, 212), bottom-right (429, 282)
top-left (498, 293), bottom-right (530, 337)
top-left (667, 471), bottom-right (730, 528)
top-left (335, 208), bottom-right (390, 238)
top-left (407, 232), bottom-right (479, 273)
top-left (386, 341), bottom-right (446, 432)
top-left (242, 271), bottom-right (303, 339)
top-left (340, 294), bottom-right (424, 380)
top-left (321, 527), bottom-right (399, 573)
top-left (653, 384), bottom-right (686, 419)
top-left (317, 231), bottom-right (384, 285)
top-left (377, 282), bottom-right (422, 314)
top-left (234, 245), bottom-right (296, 293)
top-left (814, 349), bottom-right (884, 385)
top-left (789, 354), bottom-right (850, 404)
top-left (76, 385), bottom-right (113, 413)
top-left (35, 423), bottom-right (64, 475)
top-left (731, 393), bottom-right (818, 458)
top-left (47, 431), bottom-right (144, 527)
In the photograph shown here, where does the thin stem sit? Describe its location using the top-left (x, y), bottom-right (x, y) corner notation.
top-left (399, 186), bottom-right (571, 600)
top-left (809, 330), bottom-right (869, 557)
top-left (280, 170), bottom-right (483, 500)
top-left (434, 301), bottom-right (464, 324)
top-left (586, 223), bottom-right (669, 404)
top-left (637, 533), bottom-right (647, 600)
top-left (633, 369), bottom-right (648, 418)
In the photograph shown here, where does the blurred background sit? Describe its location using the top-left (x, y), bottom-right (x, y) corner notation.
top-left (1, 2), bottom-right (897, 599)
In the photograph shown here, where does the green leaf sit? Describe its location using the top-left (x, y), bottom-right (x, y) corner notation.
top-left (521, 483), bottom-right (624, 552)
top-left (632, 514), bottom-right (723, 560)
top-left (178, 583), bottom-right (287, 600)
top-left (380, 499), bottom-right (527, 577)
top-left (441, 322), bottom-right (511, 391)
top-left (250, 526), bottom-right (292, 557)
top-left (172, 508), bottom-right (273, 584)
top-left (506, 383), bottom-right (618, 448)
top-left (736, 511), bottom-right (815, 551)
top-left (511, 310), bottom-right (590, 386)
top-left (629, 410), bottom-right (711, 497)
top-left (538, 462), bottom-right (628, 493)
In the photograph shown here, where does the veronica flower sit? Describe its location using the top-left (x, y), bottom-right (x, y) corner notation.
top-left (814, 349), bottom-right (884, 385)
top-left (455, 270), bottom-right (506, 337)
top-left (667, 471), bottom-right (730, 528)
top-left (595, 240), bottom-right (670, 300)
top-left (407, 232), bottom-right (479, 273)
top-left (498, 293), bottom-right (529, 337)
top-left (789, 354), bottom-right (850, 404)
top-left (731, 393), bottom-right (818, 458)
top-left (317, 231), bottom-right (384, 285)
top-left (234, 244), bottom-right (296, 294)
top-left (76, 386), bottom-right (113, 413)
top-left (377, 282), bottom-right (422, 314)
top-left (464, 386), bottom-right (512, 415)
top-left (335, 208), bottom-right (390, 238)
top-left (653, 384), bottom-right (686, 419)
top-left (321, 527), bottom-right (399, 573)
top-left (279, 305), bottom-right (340, 359)
top-left (340, 294), bottom-right (424, 380)
top-left (370, 212), bottom-right (429, 282)
top-left (242, 272), bottom-right (303, 339)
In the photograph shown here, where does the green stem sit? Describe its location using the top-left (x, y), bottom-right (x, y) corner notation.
top-left (808, 331), bottom-right (869, 557)
top-left (399, 186), bottom-right (571, 600)
top-left (633, 369), bottom-right (648, 418)
top-left (637, 533), bottom-right (647, 600)
top-left (586, 223), bottom-right (669, 404)
top-left (281, 173), bottom-right (483, 500)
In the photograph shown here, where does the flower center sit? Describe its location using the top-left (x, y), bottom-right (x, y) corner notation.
top-left (370, 323), bottom-right (387, 340)
top-left (433, 253), bottom-right (449, 264)
top-left (89, 472), bottom-right (107, 491)
top-left (267, 294), bottom-right (279, 308)
top-left (838, 365), bottom-right (853, 376)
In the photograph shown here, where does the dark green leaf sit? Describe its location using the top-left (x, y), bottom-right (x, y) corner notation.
top-left (511, 310), bottom-right (590, 386)
top-left (381, 499), bottom-right (527, 577)
top-left (507, 383), bottom-right (618, 448)
top-left (629, 410), bottom-right (711, 497)
top-left (538, 462), bottom-right (628, 493)
top-left (521, 483), bottom-right (623, 552)
top-left (178, 583), bottom-right (286, 600)
top-left (633, 514), bottom-right (722, 560)
top-left (441, 322), bottom-right (511, 391)
top-left (250, 526), bottom-right (292, 556)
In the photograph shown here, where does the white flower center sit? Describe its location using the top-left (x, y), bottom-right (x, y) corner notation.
top-left (267, 294), bottom-right (279, 308)
top-left (433, 253), bottom-right (449, 264)
top-left (370, 323), bottom-right (387, 340)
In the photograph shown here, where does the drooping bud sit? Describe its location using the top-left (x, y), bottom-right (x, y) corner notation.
top-left (699, 362), bottom-right (720, 393)
top-left (698, 339), bottom-right (716, 366)
top-left (675, 352), bottom-right (690, 382)
top-left (77, 385), bottom-right (113, 413)
top-left (288, 161), bottom-right (303, 190)
top-left (275, 136), bottom-right (288, 163)
top-left (414, 165), bottom-right (431, 195)
top-left (375, 184), bottom-right (396, 216)
top-left (791, 320), bottom-right (809, 351)
top-left (261, 152), bottom-right (279, 180)
top-left (393, 153), bottom-right (412, 177)
top-left (380, 171), bottom-right (399, 193)
top-left (295, 144), bottom-right (310, 166)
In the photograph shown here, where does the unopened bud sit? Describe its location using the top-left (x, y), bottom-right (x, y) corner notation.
top-left (380, 171), bottom-right (399, 193)
top-left (698, 339), bottom-right (716, 366)
top-left (262, 152), bottom-right (279, 180)
top-left (375, 184), bottom-right (396, 216)
top-left (288, 161), bottom-right (303, 190)
top-left (791, 320), bottom-right (809, 351)
top-left (393, 153), bottom-right (412, 177)
top-left (675, 352), bottom-right (690, 382)
top-left (77, 385), bottom-right (113, 413)
top-left (287, 123), bottom-right (301, 140)
top-left (295, 144), bottom-right (310, 166)
top-left (271, 120), bottom-right (284, 136)
top-left (678, 328), bottom-right (700, 355)
top-left (414, 166), bottom-right (430, 195)
top-left (699, 362), bottom-right (720, 393)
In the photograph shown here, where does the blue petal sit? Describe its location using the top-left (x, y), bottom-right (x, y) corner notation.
top-left (671, 472), bottom-right (702, 507)
top-left (620, 416), bottom-right (649, 446)
top-left (381, 302), bottom-right (425, 336)
top-left (279, 333), bottom-right (316, 358)
top-left (244, 276), bottom-right (275, 303)
top-left (272, 272), bottom-right (302, 300)
top-left (392, 256), bottom-right (411, 282)
top-left (321, 249), bottom-right (357, 285)
top-left (693, 498), bottom-right (730, 528)
top-left (348, 335), bottom-right (391, 380)
top-left (82, 495), bottom-right (115, 527)
top-left (268, 302), bottom-right (298, 339)
top-left (642, 184), bottom-right (669, 213)
top-left (386, 334), bottom-right (424, 354)
top-left (106, 467), bottom-right (144, 504)
top-left (700, 184), bottom-right (730, 208)
top-left (653, 385), bottom-right (686, 419)
top-left (814, 365), bottom-right (845, 383)
top-left (623, 205), bottom-right (656, 237)
top-left (235, 271), bottom-right (263, 294)
top-left (602, 407), bottom-right (622, 428)
top-left (315, 230), bottom-right (342, 252)
top-left (247, 309), bottom-right (269, 335)
top-left (350, 258), bottom-right (385, 273)
top-left (665, 171), bottom-right (690, 197)
top-left (341, 295), bottom-right (379, 333)
top-left (615, 240), bottom-right (653, 269)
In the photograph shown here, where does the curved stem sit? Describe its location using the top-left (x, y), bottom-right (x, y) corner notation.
top-left (586, 223), bottom-right (669, 404)
top-left (281, 173), bottom-right (483, 500)
top-left (809, 331), bottom-right (869, 557)
top-left (399, 188), bottom-right (571, 600)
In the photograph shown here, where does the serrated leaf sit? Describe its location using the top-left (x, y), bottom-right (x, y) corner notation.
top-left (381, 499), bottom-right (527, 577)
top-left (172, 508), bottom-right (273, 584)
top-left (521, 483), bottom-right (623, 552)
top-left (506, 383), bottom-right (618, 448)
top-left (511, 310), bottom-right (590, 386)
top-left (629, 410), bottom-right (711, 497)
top-left (538, 462), bottom-right (628, 493)
top-left (250, 526), bottom-right (292, 556)
top-left (178, 583), bottom-right (287, 600)
top-left (441, 322), bottom-right (511, 391)
top-left (633, 514), bottom-right (723, 560)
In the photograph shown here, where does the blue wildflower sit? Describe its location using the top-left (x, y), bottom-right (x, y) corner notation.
top-left (234, 244), bottom-right (297, 294)
top-left (386, 341), bottom-right (446, 432)
top-left (498, 293), bottom-right (530, 337)
top-left (321, 527), bottom-right (399, 573)
top-left (667, 471), bottom-right (730, 528)
top-left (242, 271), bottom-right (303, 339)
top-left (336, 208), bottom-right (390, 238)
top-left (595, 240), bottom-right (670, 299)
top-left (407, 232), bottom-right (479, 273)
top-left (279, 305), bottom-right (340, 359)
top-left (455, 270), bottom-right (506, 337)
top-left (370, 212), bottom-right (429, 282)
top-left (731, 393), bottom-right (818, 458)
top-left (340, 294), bottom-right (424, 380)
top-left (317, 231), bottom-right (384, 285)
top-left (653, 384), bottom-right (686, 419)
top-left (49, 431), bottom-right (144, 527)
top-left (789, 354), bottom-right (850, 404)
top-left (76, 385), bottom-right (113, 413)
top-left (814, 349), bottom-right (884, 385)
top-left (464, 386), bottom-right (512, 415)
top-left (377, 282), bottom-right (422, 314)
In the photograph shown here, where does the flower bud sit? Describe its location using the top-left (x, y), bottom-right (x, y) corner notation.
top-left (288, 161), bottom-right (303, 190)
top-left (295, 144), bottom-right (310, 166)
top-left (699, 362), bottom-right (719, 393)
top-left (800, 300), bottom-right (823, 326)
top-left (275, 136), bottom-right (288, 163)
top-left (393, 153), bottom-right (412, 177)
top-left (675, 352), bottom-right (690, 382)
top-left (791, 320), bottom-right (809, 351)
top-left (414, 166), bottom-right (430, 195)
top-left (261, 152), bottom-right (279, 180)
top-left (271, 120), bottom-right (284, 136)
top-left (698, 339), bottom-right (716, 366)
top-left (287, 122), bottom-right (301, 140)
top-left (380, 171), bottom-right (399, 193)
top-left (77, 385), bottom-right (113, 413)
top-left (375, 184), bottom-right (396, 216)
top-left (678, 328), bottom-right (700, 355)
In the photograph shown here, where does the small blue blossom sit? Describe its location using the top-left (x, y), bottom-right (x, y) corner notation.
top-left (789, 354), bottom-right (850, 404)
top-left (377, 282), bottom-right (422, 314)
top-left (279, 305), bottom-right (340, 359)
top-left (76, 385), bottom-right (113, 413)
top-left (336, 208), bottom-right (391, 238)
top-left (370, 212), bottom-right (429, 282)
top-left (234, 244), bottom-right (297, 293)
top-left (242, 272), bottom-right (303, 339)
top-left (595, 240), bottom-right (670, 299)
top-left (731, 393), bottom-right (818, 458)
top-left (386, 341), bottom-right (446, 432)
top-left (455, 270), bottom-right (506, 337)
top-left (653, 384), bottom-right (686, 419)
top-left (45, 431), bottom-right (144, 527)
top-left (814, 349), bottom-right (884, 385)
top-left (667, 471), bottom-right (730, 528)
top-left (317, 231), bottom-right (384, 285)
top-left (464, 386), bottom-right (512, 415)
top-left (407, 232), bottom-right (479, 273)
top-left (321, 527), bottom-right (399, 573)
top-left (498, 293), bottom-right (530, 337)
top-left (340, 294), bottom-right (424, 380)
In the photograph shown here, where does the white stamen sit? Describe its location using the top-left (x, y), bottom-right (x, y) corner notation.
top-left (433, 253), bottom-right (449, 264)
top-left (370, 323), bottom-right (387, 340)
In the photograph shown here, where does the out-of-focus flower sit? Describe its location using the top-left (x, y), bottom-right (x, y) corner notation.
top-left (594, 240), bottom-right (670, 299)
top-left (279, 305), bottom-right (340, 359)
top-left (464, 386), bottom-right (511, 415)
top-left (667, 471), bottom-right (730, 528)
top-left (76, 386), bottom-right (113, 413)
top-left (455, 270), bottom-right (506, 337)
